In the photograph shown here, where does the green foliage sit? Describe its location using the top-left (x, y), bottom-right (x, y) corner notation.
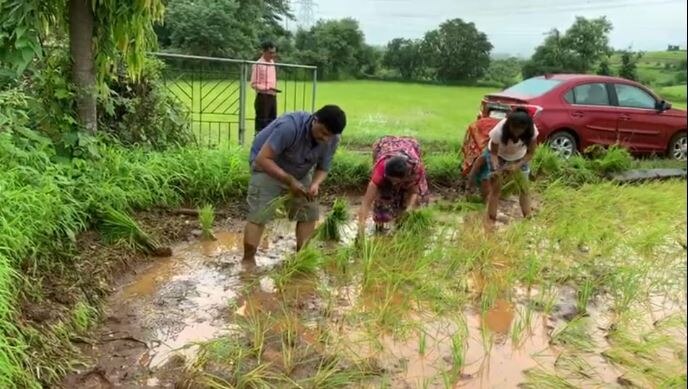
top-left (660, 84), bottom-right (687, 103)
top-left (421, 19), bottom-right (493, 82)
top-left (295, 18), bottom-right (369, 80)
top-left (597, 58), bottom-right (613, 76)
top-left (383, 38), bottom-right (425, 80)
top-left (198, 204), bottom-right (215, 240)
top-left (163, 0), bottom-right (250, 58)
top-left (480, 58), bottom-right (523, 88)
top-left (0, 133), bottom-right (251, 386)
top-left (98, 58), bottom-right (193, 148)
top-left (523, 17), bottom-right (612, 78)
top-left (0, 0), bottom-right (163, 82)
top-left (619, 50), bottom-right (642, 81)
top-left (158, 0), bottom-right (292, 59)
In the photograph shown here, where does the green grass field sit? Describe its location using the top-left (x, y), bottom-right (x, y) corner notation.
top-left (168, 79), bottom-right (495, 149)
top-left (173, 78), bottom-right (686, 152)
top-left (316, 81), bottom-right (496, 149)
top-left (660, 84), bottom-right (687, 103)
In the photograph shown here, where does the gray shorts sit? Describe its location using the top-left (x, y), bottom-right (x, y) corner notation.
top-left (246, 172), bottom-right (319, 225)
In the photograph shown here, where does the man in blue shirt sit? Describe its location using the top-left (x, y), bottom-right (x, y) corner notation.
top-left (243, 105), bottom-right (347, 265)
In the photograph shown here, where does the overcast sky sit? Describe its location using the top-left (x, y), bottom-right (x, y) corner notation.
top-left (295, 0), bottom-right (687, 56)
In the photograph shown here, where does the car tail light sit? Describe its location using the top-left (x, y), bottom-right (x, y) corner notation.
top-left (515, 104), bottom-right (543, 118)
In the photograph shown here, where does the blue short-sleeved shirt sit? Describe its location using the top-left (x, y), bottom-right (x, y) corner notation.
top-left (249, 112), bottom-right (340, 180)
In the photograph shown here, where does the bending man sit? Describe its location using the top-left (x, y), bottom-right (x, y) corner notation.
top-left (243, 105), bottom-right (347, 264)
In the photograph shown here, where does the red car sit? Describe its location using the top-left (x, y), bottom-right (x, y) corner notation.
top-left (479, 74), bottom-right (687, 160)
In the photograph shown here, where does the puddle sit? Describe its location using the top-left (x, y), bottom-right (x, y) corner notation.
top-left (62, 217), bottom-right (304, 387)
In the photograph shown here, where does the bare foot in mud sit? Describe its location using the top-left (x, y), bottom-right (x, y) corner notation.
top-left (242, 259), bottom-right (257, 273)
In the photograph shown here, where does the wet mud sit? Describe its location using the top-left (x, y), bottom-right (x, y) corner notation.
top-left (59, 197), bottom-right (685, 388)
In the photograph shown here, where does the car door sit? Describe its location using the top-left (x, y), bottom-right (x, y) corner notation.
top-left (612, 83), bottom-right (669, 153)
top-left (562, 83), bottom-right (619, 149)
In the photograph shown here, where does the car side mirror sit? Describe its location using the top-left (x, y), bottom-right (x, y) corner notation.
top-left (656, 100), bottom-right (672, 112)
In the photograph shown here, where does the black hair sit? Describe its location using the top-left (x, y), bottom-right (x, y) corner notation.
top-left (261, 41), bottom-right (276, 51)
top-left (384, 156), bottom-right (410, 178)
top-left (502, 107), bottom-right (535, 145)
top-left (314, 105), bottom-right (347, 134)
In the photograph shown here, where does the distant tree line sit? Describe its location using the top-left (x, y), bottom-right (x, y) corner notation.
top-left (155, 2), bottom-right (685, 87)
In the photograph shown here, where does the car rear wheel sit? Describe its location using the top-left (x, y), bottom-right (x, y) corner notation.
top-left (668, 132), bottom-right (687, 161)
top-left (548, 131), bottom-right (577, 159)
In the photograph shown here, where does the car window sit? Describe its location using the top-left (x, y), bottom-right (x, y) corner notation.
top-left (503, 77), bottom-right (563, 97)
top-left (565, 83), bottom-right (610, 106)
top-left (614, 84), bottom-right (656, 109)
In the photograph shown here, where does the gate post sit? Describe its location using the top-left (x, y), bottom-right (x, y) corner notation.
top-left (239, 61), bottom-right (247, 145)
top-left (311, 68), bottom-right (317, 112)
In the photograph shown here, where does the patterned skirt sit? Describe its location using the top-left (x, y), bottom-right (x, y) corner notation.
top-left (371, 136), bottom-right (430, 223)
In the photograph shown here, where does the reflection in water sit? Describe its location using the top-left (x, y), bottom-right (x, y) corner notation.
top-left (483, 299), bottom-right (514, 336)
top-left (200, 231), bottom-right (242, 256)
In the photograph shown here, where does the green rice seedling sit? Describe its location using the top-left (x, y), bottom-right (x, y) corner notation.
top-left (611, 266), bottom-right (644, 314)
top-left (441, 370), bottom-right (455, 389)
top-left (359, 238), bottom-right (382, 289)
top-left (198, 203), bottom-right (215, 240)
top-left (531, 145), bottom-right (563, 177)
top-left (554, 352), bottom-right (596, 381)
top-left (576, 279), bottom-right (595, 315)
top-left (501, 167), bottom-right (530, 196)
top-left (510, 305), bottom-right (534, 347)
top-left (302, 355), bottom-right (376, 388)
top-left (397, 207), bottom-right (433, 235)
top-left (418, 328), bottom-right (427, 356)
top-left (480, 282), bottom-right (499, 313)
top-left (425, 153), bottom-right (462, 187)
top-left (328, 150), bottom-right (372, 190)
top-left (99, 207), bottom-right (161, 254)
top-left (582, 144), bottom-right (607, 159)
top-left (450, 332), bottom-right (465, 371)
top-left (276, 245), bottom-right (323, 287)
top-left (521, 254), bottom-right (542, 290)
top-left (318, 198), bottom-right (349, 241)
top-left (240, 312), bottom-right (269, 361)
top-left (531, 283), bottom-right (558, 315)
top-left (550, 317), bottom-right (595, 353)
top-left (281, 313), bottom-right (298, 375)
top-left (522, 367), bottom-right (577, 388)
top-left (589, 145), bottom-right (633, 175)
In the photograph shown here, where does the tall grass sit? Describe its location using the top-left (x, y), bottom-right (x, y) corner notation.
top-left (0, 134), bottom-right (249, 387)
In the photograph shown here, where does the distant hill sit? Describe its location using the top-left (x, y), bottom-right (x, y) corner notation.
top-left (609, 50), bottom-right (687, 88)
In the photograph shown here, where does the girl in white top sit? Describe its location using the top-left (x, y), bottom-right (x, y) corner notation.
top-left (468, 108), bottom-right (538, 223)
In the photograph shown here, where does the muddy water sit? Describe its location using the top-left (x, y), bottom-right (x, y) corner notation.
top-left (62, 197), bottom-right (685, 388)
top-left (61, 218), bottom-right (300, 388)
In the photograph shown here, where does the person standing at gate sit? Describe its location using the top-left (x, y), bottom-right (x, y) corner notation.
top-left (251, 41), bottom-right (280, 133)
top-left (243, 105), bottom-right (347, 266)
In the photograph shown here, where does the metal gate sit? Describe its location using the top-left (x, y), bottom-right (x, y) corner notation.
top-left (153, 52), bottom-right (317, 147)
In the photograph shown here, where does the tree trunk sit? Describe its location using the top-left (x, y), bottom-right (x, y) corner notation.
top-left (69, 0), bottom-right (97, 133)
